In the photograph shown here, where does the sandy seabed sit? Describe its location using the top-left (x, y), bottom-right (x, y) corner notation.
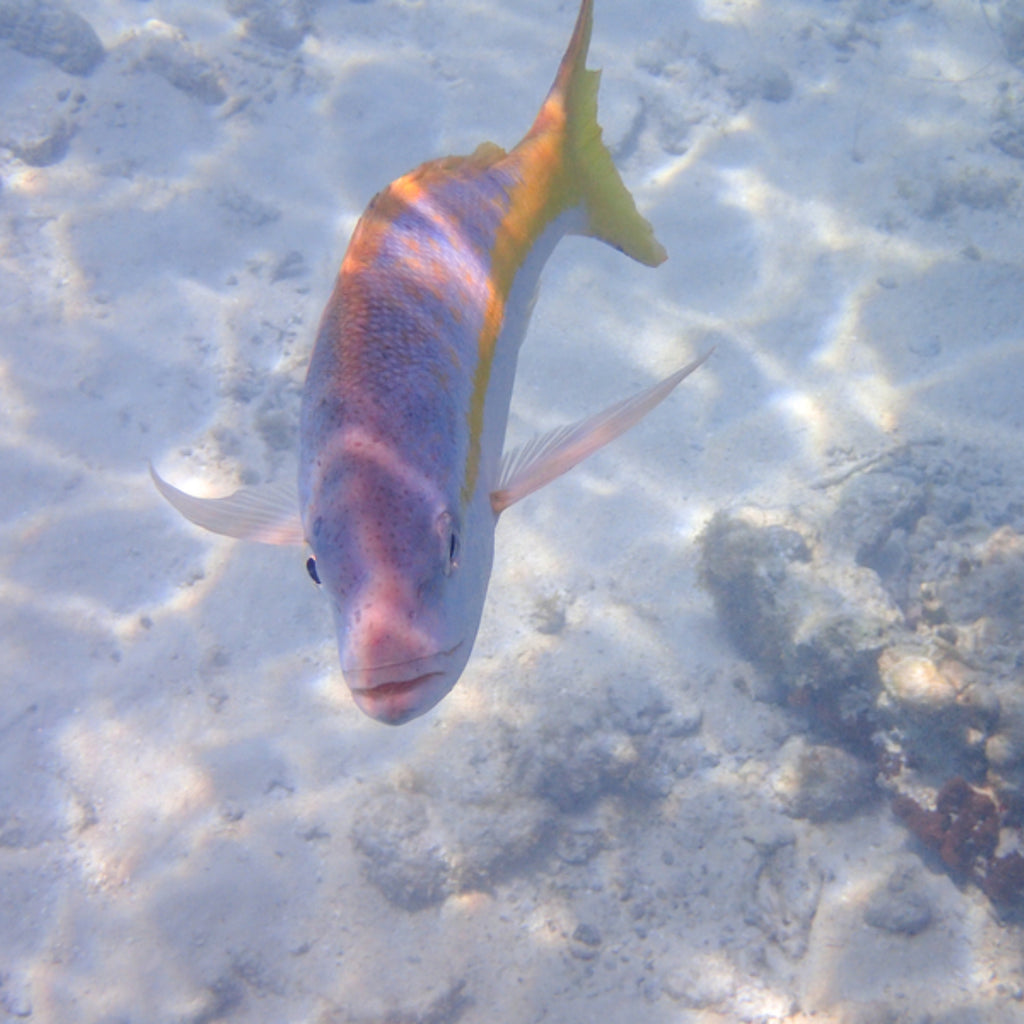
top-left (3, 1), bottom-right (1024, 1021)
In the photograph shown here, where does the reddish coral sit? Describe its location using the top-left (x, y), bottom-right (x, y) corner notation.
top-left (934, 777), bottom-right (1000, 869)
top-left (982, 852), bottom-right (1024, 906)
top-left (935, 777), bottom-right (973, 815)
top-left (893, 795), bottom-right (951, 859)
top-left (893, 777), bottom-right (1024, 910)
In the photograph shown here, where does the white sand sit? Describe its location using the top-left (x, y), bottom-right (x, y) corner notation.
top-left (2, 0), bottom-right (1024, 1021)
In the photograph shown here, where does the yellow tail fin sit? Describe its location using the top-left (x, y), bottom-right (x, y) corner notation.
top-left (543, 0), bottom-right (666, 267)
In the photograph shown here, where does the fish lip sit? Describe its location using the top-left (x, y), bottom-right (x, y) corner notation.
top-left (351, 671), bottom-right (444, 699)
top-left (350, 671), bottom-right (452, 726)
top-left (344, 642), bottom-right (464, 725)
top-left (342, 641), bottom-right (464, 689)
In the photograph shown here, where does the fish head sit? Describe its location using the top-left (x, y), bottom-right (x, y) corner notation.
top-left (306, 456), bottom-right (489, 725)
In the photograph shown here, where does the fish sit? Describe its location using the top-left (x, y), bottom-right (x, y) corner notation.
top-left (152, 0), bottom-right (709, 725)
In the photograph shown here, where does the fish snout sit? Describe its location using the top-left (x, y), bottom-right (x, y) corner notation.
top-left (348, 666), bottom-right (457, 725)
top-left (341, 647), bottom-right (462, 725)
top-left (339, 601), bottom-right (436, 677)
top-left (332, 578), bottom-right (467, 723)
top-left (338, 617), bottom-right (462, 725)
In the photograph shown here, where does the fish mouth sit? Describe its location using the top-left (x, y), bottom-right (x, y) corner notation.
top-left (342, 642), bottom-right (464, 725)
top-left (356, 672), bottom-right (444, 701)
top-left (342, 642), bottom-right (461, 683)
top-left (350, 671), bottom-right (451, 726)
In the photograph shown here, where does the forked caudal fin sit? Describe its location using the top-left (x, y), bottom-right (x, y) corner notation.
top-left (536, 0), bottom-right (666, 267)
top-left (491, 348), bottom-right (713, 515)
top-left (149, 463), bottom-right (305, 545)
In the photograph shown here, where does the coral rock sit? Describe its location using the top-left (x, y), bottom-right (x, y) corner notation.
top-left (878, 649), bottom-right (958, 711)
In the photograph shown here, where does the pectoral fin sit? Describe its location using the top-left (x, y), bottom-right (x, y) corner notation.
top-left (491, 350), bottom-right (712, 515)
top-left (150, 463), bottom-right (305, 545)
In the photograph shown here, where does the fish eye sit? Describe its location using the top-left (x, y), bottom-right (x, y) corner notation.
top-left (306, 555), bottom-right (321, 585)
top-left (437, 511), bottom-right (459, 575)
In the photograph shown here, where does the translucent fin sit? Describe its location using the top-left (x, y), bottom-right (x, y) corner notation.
top-left (491, 350), bottom-right (712, 515)
top-left (150, 462), bottom-right (305, 546)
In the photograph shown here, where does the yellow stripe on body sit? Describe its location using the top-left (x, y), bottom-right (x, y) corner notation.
top-left (459, 132), bottom-right (575, 507)
top-left (459, 0), bottom-right (667, 508)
